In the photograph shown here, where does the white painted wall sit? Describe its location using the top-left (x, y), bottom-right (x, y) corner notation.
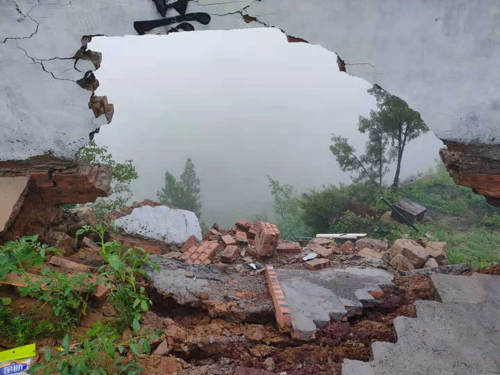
top-left (1, 0), bottom-right (499, 161)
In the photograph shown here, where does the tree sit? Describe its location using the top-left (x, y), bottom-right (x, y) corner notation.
top-left (367, 85), bottom-right (428, 188)
top-left (330, 85), bottom-right (428, 188)
top-left (79, 141), bottom-right (138, 219)
top-left (157, 158), bottom-right (202, 217)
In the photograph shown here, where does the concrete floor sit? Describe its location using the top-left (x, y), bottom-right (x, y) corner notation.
top-left (343, 273), bottom-right (500, 375)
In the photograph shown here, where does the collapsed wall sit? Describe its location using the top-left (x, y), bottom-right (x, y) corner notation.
top-left (1, 0), bottom-right (499, 210)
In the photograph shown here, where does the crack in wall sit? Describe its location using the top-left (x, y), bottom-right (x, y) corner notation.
top-left (16, 45), bottom-right (77, 82)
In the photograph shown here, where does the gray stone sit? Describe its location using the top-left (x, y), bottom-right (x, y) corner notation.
top-left (390, 239), bottom-right (430, 268)
top-left (401, 263), bottom-right (471, 276)
top-left (275, 267), bottom-right (393, 340)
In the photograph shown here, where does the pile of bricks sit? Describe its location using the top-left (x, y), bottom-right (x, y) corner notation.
top-left (254, 222), bottom-right (280, 258)
top-left (181, 241), bottom-right (219, 265)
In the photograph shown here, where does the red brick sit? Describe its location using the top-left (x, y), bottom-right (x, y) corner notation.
top-left (265, 265), bottom-right (291, 332)
top-left (221, 245), bottom-right (238, 263)
top-left (235, 220), bottom-right (251, 231)
top-left (198, 253), bottom-right (208, 261)
top-left (277, 242), bottom-right (301, 254)
top-left (235, 231), bottom-right (248, 243)
top-left (304, 258), bottom-right (330, 270)
top-left (221, 235), bottom-right (237, 246)
top-left (194, 259), bottom-right (202, 265)
top-left (255, 222), bottom-right (280, 258)
top-left (180, 235), bottom-right (200, 253)
top-left (49, 256), bottom-right (91, 273)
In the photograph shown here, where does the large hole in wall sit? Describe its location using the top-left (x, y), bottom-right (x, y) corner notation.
top-left (88, 28), bottom-right (443, 227)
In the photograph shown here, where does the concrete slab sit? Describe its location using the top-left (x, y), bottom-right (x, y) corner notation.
top-left (430, 273), bottom-right (500, 306)
top-left (275, 267), bottom-right (394, 340)
top-left (0, 176), bottom-right (30, 234)
top-left (147, 256), bottom-right (273, 321)
top-left (343, 273), bottom-right (500, 375)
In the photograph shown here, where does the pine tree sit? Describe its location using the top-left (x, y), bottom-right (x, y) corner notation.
top-left (157, 158), bottom-right (202, 217)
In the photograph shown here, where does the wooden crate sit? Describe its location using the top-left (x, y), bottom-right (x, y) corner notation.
top-left (391, 198), bottom-right (427, 223)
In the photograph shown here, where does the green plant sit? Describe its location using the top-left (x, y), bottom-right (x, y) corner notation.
top-left (0, 235), bottom-right (57, 280)
top-left (3, 313), bottom-right (55, 346)
top-left (18, 268), bottom-right (98, 334)
top-left (331, 210), bottom-right (407, 243)
top-left (29, 322), bottom-right (164, 375)
top-left (76, 224), bottom-right (159, 328)
top-left (79, 140), bottom-right (138, 219)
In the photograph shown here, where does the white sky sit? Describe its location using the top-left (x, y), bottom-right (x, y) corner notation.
top-left (90, 28), bottom-right (443, 227)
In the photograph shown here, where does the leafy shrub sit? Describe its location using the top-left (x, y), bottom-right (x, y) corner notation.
top-left (331, 211), bottom-right (405, 242)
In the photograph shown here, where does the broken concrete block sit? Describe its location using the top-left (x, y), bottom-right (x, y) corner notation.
top-left (221, 245), bottom-right (238, 263)
top-left (305, 258), bottom-right (330, 270)
top-left (424, 257), bottom-right (439, 268)
top-left (114, 205), bottom-right (202, 245)
top-left (390, 254), bottom-right (415, 272)
top-left (427, 242), bottom-right (448, 265)
top-left (222, 234), bottom-right (237, 246)
top-left (180, 234), bottom-right (200, 253)
top-left (358, 248), bottom-right (384, 259)
top-left (235, 231), bottom-right (248, 243)
top-left (255, 222), bottom-right (280, 258)
top-left (390, 239), bottom-right (430, 268)
top-left (163, 251), bottom-right (182, 259)
top-left (355, 238), bottom-right (388, 252)
top-left (49, 256), bottom-right (91, 272)
top-left (307, 243), bottom-right (333, 259)
top-left (277, 242), bottom-right (301, 254)
top-left (0, 176), bottom-right (30, 235)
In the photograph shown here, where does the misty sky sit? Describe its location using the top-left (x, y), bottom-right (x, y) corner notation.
top-left (90, 28), bottom-right (443, 227)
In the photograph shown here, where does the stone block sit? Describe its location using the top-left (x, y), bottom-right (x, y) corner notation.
top-left (424, 257), bottom-right (439, 268)
top-left (153, 340), bottom-right (170, 356)
top-left (221, 245), bottom-right (238, 263)
top-left (390, 239), bottom-right (430, 268)
top-left (339, 240), bottom-right (356, 254)
top-left (390, 254), bottom-right (415, 272)
top-left (427, 242), bottom-right (448, 265)
top-left (307, 243), bottom-right (333, 259)
top-left (416, 236), bottom-right (428, 248)
top-left (304, 258), bottom-right (330, 270)
top-left (358, 248), bottom-right (384, 259)
top-left (355, 237), bottom-right (388, 251)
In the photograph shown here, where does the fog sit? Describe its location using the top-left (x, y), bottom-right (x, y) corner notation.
top-left (90, 28), bottom-right (443, 228)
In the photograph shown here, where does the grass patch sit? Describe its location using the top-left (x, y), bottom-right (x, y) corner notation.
top-left (413, 222), bottom-right (500, 269)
